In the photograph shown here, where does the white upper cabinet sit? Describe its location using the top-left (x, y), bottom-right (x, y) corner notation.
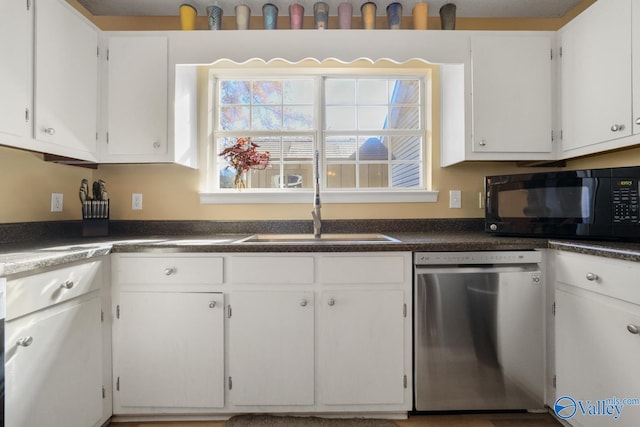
top-left (470, 34), bottom-right (554, 156)
top-left (559, 0), bottom-right (633, 157)
top-left (34, 0), bottom-right (99, 161)
top-left (0, 0), bottom-right (33, 141)
top-left (633, 1), bottom-right (640, 136)
top-left (102, 35), bottom-right (168, 163)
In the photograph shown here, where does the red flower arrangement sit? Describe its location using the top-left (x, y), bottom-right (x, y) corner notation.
top-left (219, 137), bottom-right (270, 189)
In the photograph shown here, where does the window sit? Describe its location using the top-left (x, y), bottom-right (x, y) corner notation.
top-left (202, 61), bottom-right (436, 204)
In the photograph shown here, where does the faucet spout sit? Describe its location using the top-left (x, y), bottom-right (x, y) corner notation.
top-left (312, 150), bottom-right (322, 238)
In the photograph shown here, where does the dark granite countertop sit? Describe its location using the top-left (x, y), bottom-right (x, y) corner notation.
top-left (2, 230), bottom-right (639, 277)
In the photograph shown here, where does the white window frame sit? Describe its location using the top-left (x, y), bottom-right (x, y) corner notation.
top-left (200, 65), bottom-right (438, 205)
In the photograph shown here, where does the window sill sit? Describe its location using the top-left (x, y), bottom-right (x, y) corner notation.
top-left (199, 190), bottom-right (439, 204)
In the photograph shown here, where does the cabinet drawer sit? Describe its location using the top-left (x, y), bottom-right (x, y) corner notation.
top-left (320, 255), bottom-right (406, 284)
top-left (116, 255), bottom-right (224, 285)
top-left (230, 255), bottom-right (314, 284)
top-left (555, 251), bottom-right (640, 305)
top-left (7, 259), bottom-right (102, 320)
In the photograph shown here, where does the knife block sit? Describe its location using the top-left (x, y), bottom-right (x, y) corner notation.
top-left (82, 200), bottom-right (109, 237)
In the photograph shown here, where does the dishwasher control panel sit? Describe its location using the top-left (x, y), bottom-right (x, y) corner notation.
top-left (414, 250), bottom-right (542, 265)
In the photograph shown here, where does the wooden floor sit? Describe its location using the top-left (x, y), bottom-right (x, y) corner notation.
top-left (110, 412), bottom-right (562, 427)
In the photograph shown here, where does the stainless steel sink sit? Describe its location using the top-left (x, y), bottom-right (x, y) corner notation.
top-left (235, 233), bottom-right (400, 244)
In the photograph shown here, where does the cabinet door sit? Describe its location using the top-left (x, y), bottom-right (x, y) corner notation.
top-left (555, 288), bottom-right (640, 427)
top-left (560, 0), bottom-right (632, 153)
top-left (34, 0), bottom-right (98, 158)
top-left (114, 292), bottom-right (224, 410)
top-left (5, 297), bottom-right (103, 427)
top-left (320, 290), bottom-right (405, 405)
top-left (229, 290), bottom-right (314, 406)
top-left (633, 0), bottom-right (640, 135)
top-left (0, 0), bottom-right (32, 139)
top-left (471, 34), bottom-right (553, 155)
top-left (105, 36), bottom-right (168, 161)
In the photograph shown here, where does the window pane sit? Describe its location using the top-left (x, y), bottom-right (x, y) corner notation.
top-left (389, 136), bottom-right (421, 160)
top-left (327, 164), bottom-right (355, 188)
top-left (388, 106), bottom-right (420, 129)
top-left (282, 136), bottom-right (314, 161)
top-left (357, 137), bottom-right (390, 160)
top-left (252, 106), bottom-right (283, 130)
top-left (284, 80), bottom-right (314, 104)
top-left (326, 79), bottom-right (355, 104)
top-left (358, 106), bottom-right (388, 130)
top-left (219, 106), bottom-right (250, 130)
top-left (284, 106), bottom-right (313, 130)
top-left (392, 163), bottom-right (421, 188)
top-left (252, 80), bottom-right (282, 104)
top-left (220, 80), bottom-right (250, 104)
top-left (391, 80), bottom-right (420, 104)
top-left (326, 106), bottom-right (356, 130)
top-left (359, 164), bottom-right (389, 188)
top-left (325, 136), bottom-right (357, 161)
top-left (358, 80), bottom-right (388, 104)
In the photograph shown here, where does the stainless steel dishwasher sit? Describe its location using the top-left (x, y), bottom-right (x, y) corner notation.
top-left (414, 251), bottom-right (545, 412)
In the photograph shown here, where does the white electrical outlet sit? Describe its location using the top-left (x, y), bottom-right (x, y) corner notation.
top-left (449, 190), bottom-right (461, 209)
top-left (132, 193), bottom-right (143, 210)
top-left (51, 193), bottom-right (63, 212)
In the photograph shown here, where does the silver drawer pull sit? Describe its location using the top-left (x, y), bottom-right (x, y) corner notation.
top-left (300, 299), bottom-right (308, 307)
top-left (209, 301), bottom-right (217, 309)
top-left (164, 267), bottom-right (177, 276)
top-left (60, 280), bottom-right (74, 289)
top-left (327, 298), bottom-right (335, 306)
top-left (43, 127), bottom-right (56, 135)
top-left (17, 336), bottom-right (34, 347)
top-left (627, 324), bottom-right (639, 335)
top-left (585, 272), bottom-right (598, 281)
top-left (610, 124), bottom-right (625, 132)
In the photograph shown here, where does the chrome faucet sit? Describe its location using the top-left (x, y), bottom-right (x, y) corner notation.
top-left (312, 150), bottom-right (322, 238)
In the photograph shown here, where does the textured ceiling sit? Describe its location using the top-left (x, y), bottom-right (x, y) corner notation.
top-left (75, 0), bottom-right (586, 18)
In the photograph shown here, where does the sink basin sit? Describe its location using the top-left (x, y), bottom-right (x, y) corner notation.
top-left (235, 233), bottom-right (400, 244)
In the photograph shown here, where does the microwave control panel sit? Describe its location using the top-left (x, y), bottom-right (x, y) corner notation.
top-left (612, 179), bottom-right (639, 223)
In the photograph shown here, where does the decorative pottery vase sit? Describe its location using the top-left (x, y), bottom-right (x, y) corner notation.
top-left (262, 3), bottom-right (278, 29)
top-left (360, 2), bottom-right (377, 30)
top-left (207, 5), bottom-right (223, 30)
top-left (440, 3), bottom-right (456, 30)
top-left (386, 2), bottom-right (402, 29)
top-left (235, 4), bottom-right (251, 30)
top-left (412, 2), bottom-right (428, 30)
top-left (289, 3), bottom-right (304, 29)
top-left (314, 2), bottom-right (329, 29)
top-left (179, 4), bottom-right (197, 30)
top-left (338, 2), bottom-right (353, 29)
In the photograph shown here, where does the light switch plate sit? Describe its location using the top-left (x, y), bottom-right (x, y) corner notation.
top-left (449, 190), bottom-right (461, 209)
top-left (51, 193), bottom-right (63, 212)
top-left (132, 193), bottom-right (143, 210)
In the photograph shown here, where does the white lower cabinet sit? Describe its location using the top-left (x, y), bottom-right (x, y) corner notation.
top-left (112, 252), bottom-right (412, 417)
top-left (229, 290), bottom-right (315, 406)
top-left (114, 291), bottom-right (225, 410)
top-left (319, 289), bottom-right (405, 405)
top-left (4, 258), bottom-right (108, 427)
top-left (554, 251), bottom-right (640, 427)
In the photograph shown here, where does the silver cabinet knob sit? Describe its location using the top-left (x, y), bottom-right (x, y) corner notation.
top-left (636, 118), bottom-right (640, 125)
top-left (610, 124), bottom-right (625, 132)
top-left (17, 336), bottom-right (34, 347)
top-left (60, 280), bottom-right (74, 290)
top-left (209, 301), bottom-right (217, 308)
top-left (164, 267), bottom-right (176, 276)
top-left (327, 298), bottom-right (335, 306)
top-left (44, 127), bottom-right (56, 135)
top-left (627, 324), bottom-right (639, 335)
top-left (478, 140), bottom-right (487, 147)
top-left (299, 299), bottom-right (308, 307)
top-left (153, 141), bottom-right (161, 149)
top-left (585, 272), bottom-right (598, 281)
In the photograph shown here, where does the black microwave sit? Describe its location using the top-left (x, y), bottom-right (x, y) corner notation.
top-left (485, 167), bottom-right (640, 240)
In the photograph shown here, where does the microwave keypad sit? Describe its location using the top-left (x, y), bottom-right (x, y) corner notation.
top-left (613, 180), bottom-right (639, 223)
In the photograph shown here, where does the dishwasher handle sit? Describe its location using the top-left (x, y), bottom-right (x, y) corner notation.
top-left (415, 265), bottom-right (540, 275)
